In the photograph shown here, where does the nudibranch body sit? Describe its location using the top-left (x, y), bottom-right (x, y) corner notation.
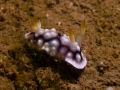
top-left (25, 23), bottom-right (87, 69)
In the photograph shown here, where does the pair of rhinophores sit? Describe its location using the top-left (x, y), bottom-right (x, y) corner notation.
top-left (25, 21), bottom-right (87, 69)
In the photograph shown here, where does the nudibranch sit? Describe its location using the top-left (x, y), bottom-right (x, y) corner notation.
top-left (25, 22), bottom-right (87, 69)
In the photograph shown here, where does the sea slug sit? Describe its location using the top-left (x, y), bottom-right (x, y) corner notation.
top-left (25, 22), bottom-right (87, 69)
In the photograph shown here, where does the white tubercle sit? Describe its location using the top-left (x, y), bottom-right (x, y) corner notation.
top-left (60, 35), bottom-right (70, 45)
top-left (66, 52), bottom-right (73, 58)
top-left (41, 47), bottom-right (50, 52)
top-left (50, 31), bottom-right (58, 37)
top-left (75, 42), bottom-right (80, 51)
top-left (44, 31), bottom-right (58, 39)
top-left (50, 46), bottom-right (57, 56)
top-left (30, 40), bottom-right (34, 43)
top-left (45, 29), bottom-right (49, 32)
top-left (41, 43), bottom-right (50, 52)
top-left (49, 40), bottom-right (58, 56)
top-left (76, 53), bottom-right (81, 62)
top-left (51, 28), bottom-right (56, 32)
top-left (44, 32), bottom-right (51, 39)
top-left (37, 39), bottom-right (43, 46)
top-left (70, 42), bottom-right (80, 51)
top-left (65, 52), bottom-right (87, 69)
top-left (50, 40), bottom-right (59, 47)
top-left (63, 34), bottom-right (70, 39)
top-left (35, 33), bottom-right (39, 37)
top-left (24, 32), bottom-right (30, 39)
top-left (35, 28), bottom-right (44, 37)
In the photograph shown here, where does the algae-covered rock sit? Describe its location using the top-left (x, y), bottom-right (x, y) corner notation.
top-left (0, 76), bottom-right (15, 90)
top-left (35, 67), bottom-right (60, 90)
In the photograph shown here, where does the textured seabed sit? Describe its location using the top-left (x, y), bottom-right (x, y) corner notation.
top-left (0, 0), bottom-right (120, 90)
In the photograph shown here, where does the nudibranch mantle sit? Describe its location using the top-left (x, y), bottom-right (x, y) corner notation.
top-left (25, 26), bottom-right (87, 69)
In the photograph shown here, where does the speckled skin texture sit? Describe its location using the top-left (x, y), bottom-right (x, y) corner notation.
top-left (25, 28), bottom-right (87, 69)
